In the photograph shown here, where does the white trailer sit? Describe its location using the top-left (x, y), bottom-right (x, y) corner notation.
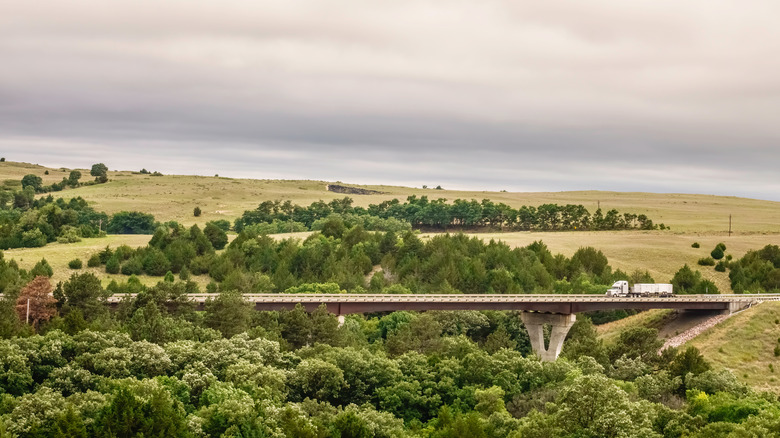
top-left (605, 281), bottom-right (674, 297)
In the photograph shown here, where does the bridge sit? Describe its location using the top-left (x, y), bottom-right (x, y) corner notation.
top-left (105, 292), bottom-right (779, 361)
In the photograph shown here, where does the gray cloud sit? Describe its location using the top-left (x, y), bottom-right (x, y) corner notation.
top-left (1, 0), bottom-right (779, 200)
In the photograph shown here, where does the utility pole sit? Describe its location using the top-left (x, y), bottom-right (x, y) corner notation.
top-left (729, 214), bottom-right (732, 237)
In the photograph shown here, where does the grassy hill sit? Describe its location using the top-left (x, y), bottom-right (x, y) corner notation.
top-left (687, 302), bottom-right (780, 393)
top-left (3, 159), bottom-right (780, 292)
top-left (596, 303), bottom-right (780, 393)
top-left (3, 160), bottom-right (780, 233)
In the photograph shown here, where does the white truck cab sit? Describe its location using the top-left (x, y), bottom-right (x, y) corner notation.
top-left (606, 280), bottom-right (629, 297)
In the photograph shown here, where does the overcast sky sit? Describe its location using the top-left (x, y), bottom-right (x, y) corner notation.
top-left (2, 1), bottom-right (780, 200)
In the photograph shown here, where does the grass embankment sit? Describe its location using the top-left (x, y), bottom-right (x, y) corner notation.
top-left (596, 303), bottom-right (780, 393)
top-left (595, 309), bottom-right (676, 344)
top-left (687, 301), bottom-right (780, 393)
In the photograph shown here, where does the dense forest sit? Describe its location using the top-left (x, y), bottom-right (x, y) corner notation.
top-left (82, 219), bottom-right (678, 295)
top-left (1, 224), bottom-right (779, 436)
top-left (235, 196), bottom-right (665, 233)
top-left (0, 253), bottom-right (778, 436)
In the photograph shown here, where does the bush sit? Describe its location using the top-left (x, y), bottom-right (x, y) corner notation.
top-left (697, 257), bottom-right (715, 266)
top-left (716, 242), bottom-right (726, 251)
top-left (107, 211), bottom-right (157, 234)
top-left (193, 206), bottom-right (201, 217)
top-left (105, 256), bottom-right (120, 274)
top-left (68, 259), bottom-right (83, 269)
top-left (87, 253), bottom-right (101, 267)
top-left (711, 246), bottom-right (725, 260)
top-left (121, 257), bottom-right (144, 276)
top-left (692, 242), bottom-right (700, 248)
top-left (715, 261), bottom-right (727, 272)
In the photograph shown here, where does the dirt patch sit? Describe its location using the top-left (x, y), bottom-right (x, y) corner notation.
top-left (326, 184), bottom-right (384, 195)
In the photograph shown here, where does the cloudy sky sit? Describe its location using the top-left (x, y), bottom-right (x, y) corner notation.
top-left (2, 1), bottom-right (780, 200)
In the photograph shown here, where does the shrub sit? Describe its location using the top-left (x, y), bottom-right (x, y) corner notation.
top-left (716, 242), bottom-right (727, 251)
top-left (31, 258), bottom-right (54, 277)
top-left (691, 242), bottom-right (700, 248)
top-left (121, 257), bottom-right (144, 276)
top-left (107, 211), bottom-right (157, 234)
top-left (697, 257), bottom-right (715, 266)
top-left (711, 246), bottom-right (725, 260)
top-left (715, 261), bottom-right (727, 272)
top-left (87, 253), bottom-right (101, 267)
top-left (105, 256), bottom-right (120, 274)
top-left (68, 259), bottom-right (83, 269)
top-left (193, 206), bottom-right (202, 217)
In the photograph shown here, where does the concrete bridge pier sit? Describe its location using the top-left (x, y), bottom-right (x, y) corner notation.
top-left (520, 312), bottom-right (576, 362)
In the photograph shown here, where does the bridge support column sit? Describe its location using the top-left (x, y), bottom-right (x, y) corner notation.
top-left (520, 313), bottom-right (576, 362)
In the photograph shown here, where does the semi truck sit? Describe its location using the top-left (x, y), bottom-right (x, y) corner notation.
top-left (605, 281), bottom-right (674, 297)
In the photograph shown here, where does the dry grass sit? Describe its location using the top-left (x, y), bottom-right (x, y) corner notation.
top-left (687, 301), bottom-right (780, 393)
top-left (0, 161), bottom-right (88, 186)
top-left (2, 160), bottom-right (779, 233)
top-left (595, 309), bottom-right (674, 344)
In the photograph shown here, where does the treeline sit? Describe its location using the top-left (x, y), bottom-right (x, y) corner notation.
top-left (0, 269), bottom-right (774, 437)
top-left (728, 244), bottom-right (780, 293)
top-left (0, 193), bottom-right (159, 249)
top-left (0, 197), bottom-right (107, 249)
top-left (235, 196), bottom-right (665, 233)
top-left (87, 218), bottom-right (665, 295)
top-left (13, 163), bottom-right (110, 194)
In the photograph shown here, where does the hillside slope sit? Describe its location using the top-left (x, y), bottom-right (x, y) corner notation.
top-left (687, 301), bottom-right (780, 393)
top-left (597, 304), bottom-right (780, 393)
top-left (3, 160), bottom-right (780, 232)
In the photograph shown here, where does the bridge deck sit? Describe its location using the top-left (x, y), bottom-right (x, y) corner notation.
top-left (103, 293), bottom-right (779, 314)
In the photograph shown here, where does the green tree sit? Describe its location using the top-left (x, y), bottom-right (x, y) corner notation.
top-left (30, 258), bottom-right (54, 277)
top-left (107, 211), bottom-right (157, 234)
top-left (94, 385), bottom-right (188, 438)
top-left (280, 303), bottom-right (313, 349)
top-left (61, 272), bottom-right (108, 321)
top-left (105, 256), bottom-right (120, 274)
top-left (193, 206), bottom-right (201, 217)
top-left (90, 163), bottom-right (108, 183)
top-left (204, 290), bottom-right (252, 337)
top-left (608, 326), bottom-right (663, 362)
top-left (21, 174), bottom-right (43, 191)
top-left (204, 222), bottom-right (228, 250)
top-left (67, 170), bottom-right (81, 187)
top-left (671, 264), bottom-right (702, 294)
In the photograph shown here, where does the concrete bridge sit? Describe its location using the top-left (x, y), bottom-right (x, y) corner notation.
top-left (105, 292), bottom-right (778, 361)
